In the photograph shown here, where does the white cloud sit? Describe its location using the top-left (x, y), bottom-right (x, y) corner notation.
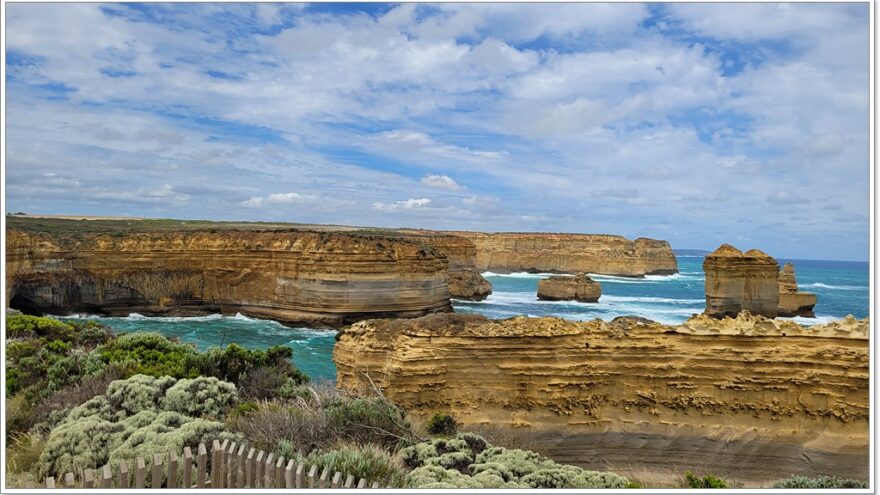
top-left (372, 198), bottom-right (432, 211)
top-left (421, 174), bottom-right (463, 190)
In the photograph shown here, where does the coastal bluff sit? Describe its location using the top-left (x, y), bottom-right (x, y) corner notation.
top-left (447, 232), bottom-right (678, 277)
top-left (536, 274), bottom-right (601, 302)
top-left (335, 313), bottom-right (869, 482)
top-left (777, 263), bottom-right (817, 317)
top-left (6, 226), bottom-right (453, 328)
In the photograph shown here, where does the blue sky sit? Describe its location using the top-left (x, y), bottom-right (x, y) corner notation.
top-left (4, 3), bottom-right (870, 260)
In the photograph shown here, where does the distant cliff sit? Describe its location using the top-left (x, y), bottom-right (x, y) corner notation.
top-left (447, 232), bottom-right (678, 276)
top-left (6, 228), bottom-right (452, 327)
top-left (335, 312), bottom-right (868, 482)
top-left (396, 230), bottom-right (492, 300)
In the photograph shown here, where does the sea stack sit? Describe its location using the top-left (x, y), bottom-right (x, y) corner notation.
top-left (777, 263), bottom-right (817, 317)
top-left (537, 274), bottom-right (601, 302)
top-left (703, 244), bottom-right (779, 318)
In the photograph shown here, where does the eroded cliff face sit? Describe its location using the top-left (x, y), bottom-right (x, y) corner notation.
top-left (536, 274), bottom-right (601, 302)
top-left (397, 230), bottom-right (492, 300)
top-left (448, 232), bottom-right (678, 276)
top-left (6, 229), bottom-right (452, 327)
top-left (777, 263), bottom-right (817, 317)
top-left (703, 244), bottom-right (779, 318)
top-left (335, 313), bottom-right (868, 481)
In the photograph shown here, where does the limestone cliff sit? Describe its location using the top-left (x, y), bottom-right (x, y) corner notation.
top-left (703, 244), bottom-right (779, 318)
top-left (335, 313), bottom-right (868, 482)
top-left (6, 229), bottom-right (452, 327)
top-left (396, 230), bottom-right (492, 300)
top-left (536, 274), bottom-right (601, 302)
top-left (448, 232), bottom-right (678, 276)
top-left (777, 263), bottom-right (817, 318)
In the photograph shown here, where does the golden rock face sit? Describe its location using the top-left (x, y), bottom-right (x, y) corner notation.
top-left (446, 232), bottom-right (679, 276)
top-left (536, 274), bottom-right (601, 302)
top-left (6, 229), bottom-right (453, 327)
top-left (703, 244), bottom-right (780, 318)
top-left (335, 313), bottom-right (869, 481)
top-left (777, 263), bottom-right (817, 317)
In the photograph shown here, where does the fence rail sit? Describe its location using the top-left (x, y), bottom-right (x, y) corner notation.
top-left (40, 439), bottom-right (391, 489)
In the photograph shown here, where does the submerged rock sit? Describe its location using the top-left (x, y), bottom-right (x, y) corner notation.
top-left (536, 274), bottom-right (601, 302)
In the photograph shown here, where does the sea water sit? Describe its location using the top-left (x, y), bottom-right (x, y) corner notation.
top-left (58, 256), bottom-right (869, 383)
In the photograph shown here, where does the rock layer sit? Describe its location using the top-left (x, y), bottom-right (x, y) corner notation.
top-left (777, 263), bottom-right (817, 317)
top-left (703, 244), bottom-right (779, 318)
top-left (6, 229), bottom-right (452, 327)
top-left (335, 313), bottom-right (869, 482)
top-left (397, 230), bottom-right (492, 300)
top-left (536, 274), bottom-right (601, 302)
top-left (447, 232), bottom-right (678, 276)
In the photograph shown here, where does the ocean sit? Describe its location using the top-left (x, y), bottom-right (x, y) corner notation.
top-left (58, 256), bottom-right (869, 383)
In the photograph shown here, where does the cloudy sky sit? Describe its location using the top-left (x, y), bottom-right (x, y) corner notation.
top-left (4, 3), bottom-right (870, 260)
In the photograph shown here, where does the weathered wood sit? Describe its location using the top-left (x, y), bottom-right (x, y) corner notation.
top-left (371, 481), bottom-right (380, 489)
top-left (135, 457), bottom-right (145, 488)
top-left (168, 450), bottom-right (178, 488)
top-left (119, 460), bottom-right (130, 488)
top-left (236, 443), bottom-right (247, 488)
top-left (331, 471), bottom-right (343, 488)
top-left (245, 448), bottom-right (255, 487)
top-left (307, 464), bottom-right (318, 488)
top-left (255, 450), bottom-right (265, 488)
top-left (183, 446), bottom-right (193, 489)
top-left (226, 441), bottom-right (237, 488)
top-left (197, 443), bottom-right (208, 488)
top-left (357, 478), bottom-right (367, 489)
top-left (102, 464), bottom-right (113, 488)
top-left (219, 439), bottom-right (230, 489)
top-left (82, 468), bottom-right (94, 488)
top-left (45, 477), bottom-right (55, 489)
top-left (211, 440), bottom-right (222, 489)
top-left (344, 474), bottom-right (355, 488)
top-left (319, 467), bottom-right (330, 489)
top-left (151, 453), bottom-right (163, 488)
top-left (64, 473), bottom-right (75, 489)
top-left (295, 463), bottom-right (305, 489)
top-left (262, 452), bottom-right (273, 488)
top-left (284, 460), bottom-right (295, 488)
top-left (274, 455), bottom-right (284, 488)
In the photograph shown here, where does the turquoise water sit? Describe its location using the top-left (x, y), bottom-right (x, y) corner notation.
top-left (59, 256), bottom-right (869, 383)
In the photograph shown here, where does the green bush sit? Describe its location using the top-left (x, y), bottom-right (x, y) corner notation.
top-left (303, 443), bottom-right (409, 487)
top-left (684, 471), bottom-right (727, 488)
top-left (5, 315), bottom-right (76, 341)
top-left (401, 433), bottom-right (630, 489)
top-left (771, 474), bottom-right (868, 489)
top-left (425, 413), bottom-right (457, 436)
top-left (98, 332), bottom-right (199, 378)
top-left (325, 397), bottom-right (413, 450)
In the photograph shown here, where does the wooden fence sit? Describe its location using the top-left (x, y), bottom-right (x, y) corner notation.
top-left (41, 439), bottom-right (392, 489)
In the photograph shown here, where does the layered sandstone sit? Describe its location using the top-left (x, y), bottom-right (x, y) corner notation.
top-left (448, 232), bottom-right (678, 276)
top-left (536, 274), bottom-right (601, 302)
top-left (703, 244), bottom-right (779, 318)
top-left (777, 263), bottom-right (817, 317)
top-left (335, 313), bottom-right (869, 482)
top-left (6, 228), bottom-right (452, 327)
top-left (396, 230), bottom-right (492, 300)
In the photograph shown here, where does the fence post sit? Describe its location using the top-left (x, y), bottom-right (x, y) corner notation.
top-left (344, 474), bottom-right (355, 488)
top-left (183, 446), bottom-right (193, 489)
top-left (357, 478), bottom-right (367, 489)
top-left (307, 464), bottom-right (318, 488)
top-left (83, 468), bottom-right (94, 488)
top-left (226, 441), bottom-right (237, 488)
top-left (296, 463), bottom-right (305, 488)
top-left (64, 472), bottom-right (75, 488)
top-left (371, 481), bottom-right (380, 489)
top-left (168, 450), bottom-right (178, 488)
top-left (262, 452), bottom-right (272, 488)
top-left (45, 477), bottom-right (55, 489)
top-left (274, 455), bottom-right (284, 488)
top-left (255, 450), bottom-right (265, 488)
top-left (211, 440), bottom-right (222, 488)
top-left (135, 458), bottom-right (145, 489)
top-left (284, 459), bottom-right (295, 488)
top-left (102, 464), bottom-right (113, 488)
top-left (319, 467), bottom-right (330, 489)
top-left (197, 443), bottom-right (208, 488)
top-left (151, 453), bottom-right (163, 488)
top-left (236, 443), bottom-right (247, 488)
top-left (219, 439), bottom-right (230, 488)
top-left (245, 448), bottom-right (255, 488)
top-left (120, 460), bottom-right (129, 488)
top-left (331, 471), bottom-right (342, 488)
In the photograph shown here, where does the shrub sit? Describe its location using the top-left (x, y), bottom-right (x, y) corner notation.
top-left (684, 471), bottom-right (727, 488)
top-left (6, 432), bottom-right (46, 475)
top-left (771, 474), bottom-right (868, 489)
top-left (325, 397), bottom-right (413, 450)
top-left (401, 433), bottom-right (630, 489)
top-left (98, 333), bottom-right (199, 378)
top-left (5, 314), bottom-right (75, 341)
top-left (425, 413), bottom-right (457, 436)
top-left (303, 443), bottom-right (409, 487)
top-left (161, 376), bottom-right (238, 418)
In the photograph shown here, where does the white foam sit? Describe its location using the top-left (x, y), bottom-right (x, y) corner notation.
top-left (482, 271), bottom-right (561, 279)
top-left (599, 295), bottom-right (704, 305)
top-left (777, 315), bottom-right (839, 326)
top-left (801, 282), bottom-right (866, 291)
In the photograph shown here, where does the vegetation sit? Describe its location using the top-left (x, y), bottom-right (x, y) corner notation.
top-left (302, 443), bottom-right (409, 487)
top-left (771, 474), bottom-right (868, 489)
top-left (684, 471), bottom-right (728, 488)
top-left (424, 413), bottom-right (457, 436)
top-left (401, 433), bottom-right (631, 489)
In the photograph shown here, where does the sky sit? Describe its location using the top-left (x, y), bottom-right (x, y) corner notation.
top-left (4, 2), bottom-right (870, 260)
